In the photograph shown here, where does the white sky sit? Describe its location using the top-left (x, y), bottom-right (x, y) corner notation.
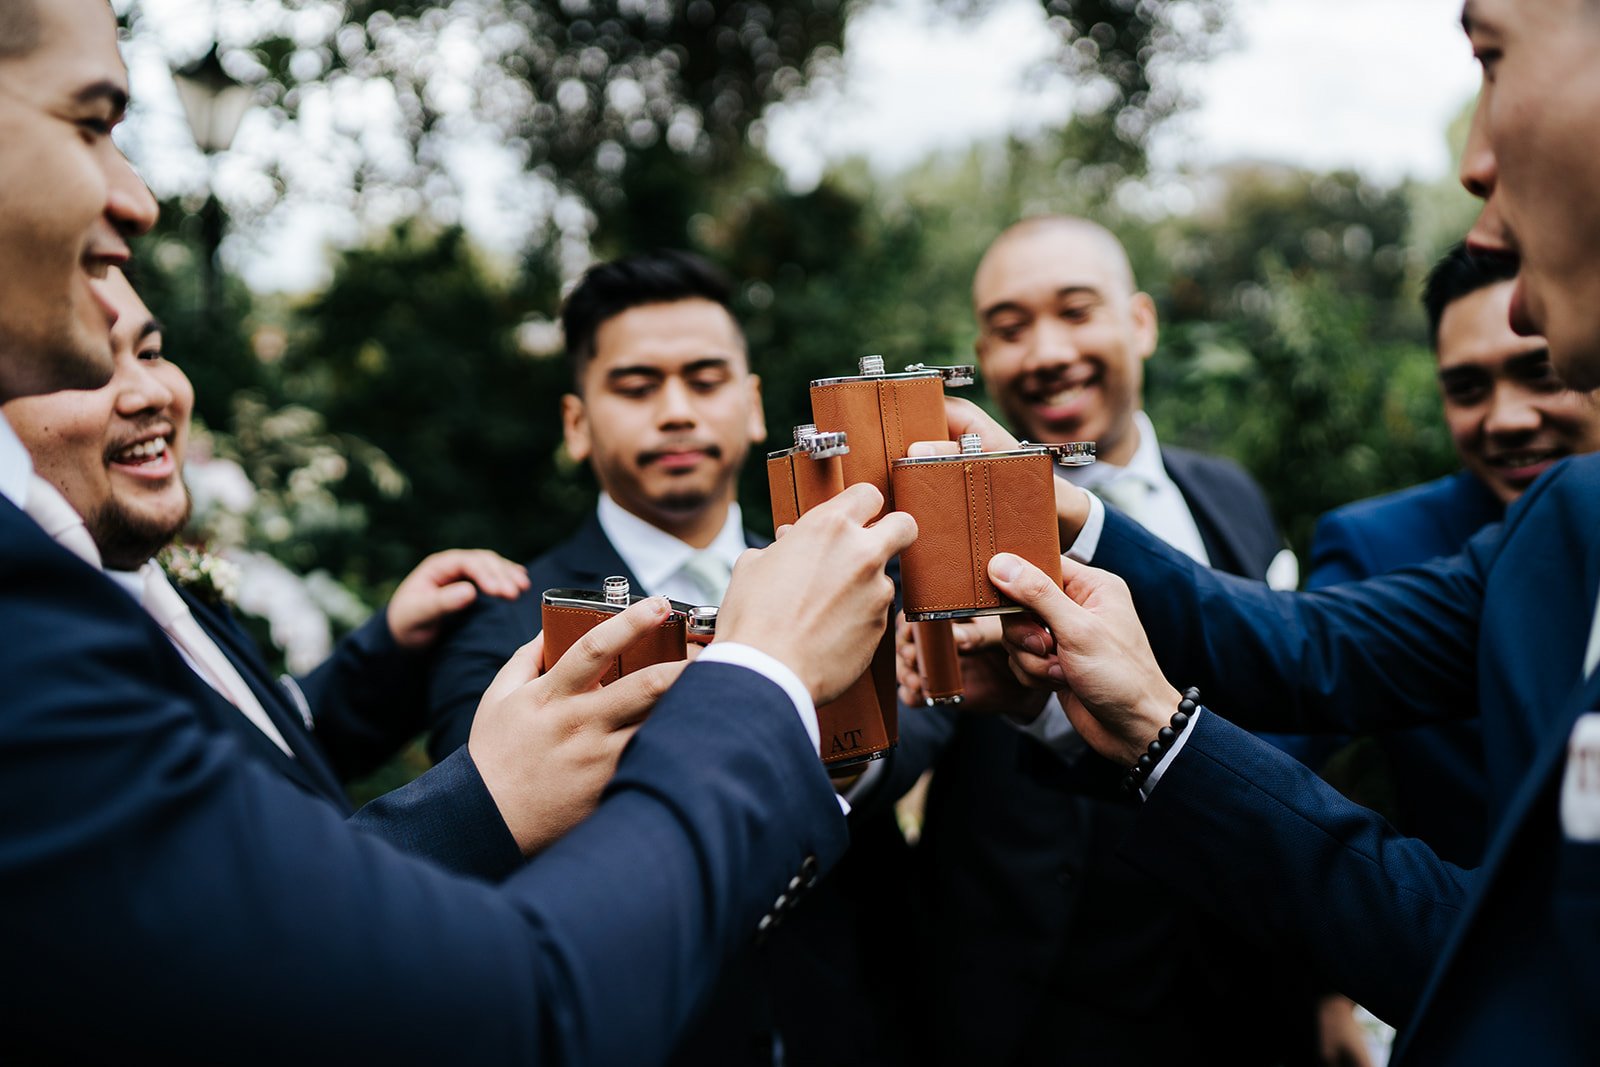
top-left (120, 0), bottom-right (1484, 292)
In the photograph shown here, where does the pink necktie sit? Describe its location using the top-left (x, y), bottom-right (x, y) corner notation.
top-left (138, 562), bottom-right (295, 757)
top-left (23, 476), bottom-right (101, 567)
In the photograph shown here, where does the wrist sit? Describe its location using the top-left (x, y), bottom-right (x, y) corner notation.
top-left (1056, 481), bottom-right (1091, 543)
top-left (1121, 684), bottom-right (1191, 791)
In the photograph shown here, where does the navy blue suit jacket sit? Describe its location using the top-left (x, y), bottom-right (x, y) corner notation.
top-left (182, 589), bottom-right (522, 879)
top-left (1092, 455), bottom-right (1600, 1061)
top-left (899, 446), bottom-right (1316, 1065)
top-left (0, 495), bottom-right (847, 1063)
top-left (1306, 470), bottom-right (1505, 866)
top-left (428, 510), bottom-right (905, 1067)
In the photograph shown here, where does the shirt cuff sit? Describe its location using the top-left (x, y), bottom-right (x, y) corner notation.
top-left (1065, 489), bottom-right (1105, 563)
top-left (1139, 707), bottom-right (1202, 800)
top-left (1005, 693), bottom-right (1088, 764)
top-left (698, 642), bottom-right (820, 754)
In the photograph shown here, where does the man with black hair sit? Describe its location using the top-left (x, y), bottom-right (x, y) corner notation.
top-left (430, 250), bottom-right (768, 758)
top-left (431, 250), bottom-right (903, 1067)
top-left (0, 3), bottom-right (917, 1060)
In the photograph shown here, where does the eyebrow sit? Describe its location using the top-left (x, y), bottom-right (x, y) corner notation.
top-left (981, 286), bottom-right (1103, 323)
top-left (606, 357), bottom-right (732, 379)
top-left (139, 319), bottom-right (163, 341)
top-left (74, 80), bottom-right (129, 119)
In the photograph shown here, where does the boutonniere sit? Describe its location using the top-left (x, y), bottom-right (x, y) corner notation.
top-left (158, 542), bottom-right (242, 607)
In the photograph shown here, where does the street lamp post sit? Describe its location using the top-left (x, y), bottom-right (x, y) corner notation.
top-left (172, 45), bottom-right (253, 314)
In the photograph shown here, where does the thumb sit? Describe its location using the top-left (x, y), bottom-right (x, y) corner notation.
top-left (988, 552), bottom-right (1090, 636)
top-left (481, 634), bottom-right (547, 708)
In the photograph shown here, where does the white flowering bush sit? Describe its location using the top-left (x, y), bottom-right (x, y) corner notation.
top-left (179, 396), bottom-right (407, 674)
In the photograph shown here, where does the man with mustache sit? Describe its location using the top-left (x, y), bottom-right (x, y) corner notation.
top-left (431, 250), bottom-right (902, 1067)
top-left (0, 1), bottom-right (916, 1059)
top-left (431, 249), bottom-right (769, 759)
top-left (963, 0), bottom-right (1600, 1059)
top-left (4, 266), bottom-right (586, 876)
top-left (892, 217), bottom-right (1312, 1065)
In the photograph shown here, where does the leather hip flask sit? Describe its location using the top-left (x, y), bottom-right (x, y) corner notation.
top-left (540, 578), bottom-right (689, 680)
top-left (766, 424), bottom-right (898, 771)
top-left (891, 439), bottom-right (1094, 621)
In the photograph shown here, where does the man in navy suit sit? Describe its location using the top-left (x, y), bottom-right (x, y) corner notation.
top-left (963, 1), bottom-right (1600, 1053)
top-left (892, 216), bottom-right (1313, 1066)
top-left (0, 1), bottom-right (917, 1059)
top-left (430, 250), bottom-right (905, 1067)
top-left (4, 266), bottom-right (595, 878)
top-left (1306, 244), bottom-right (1600, 868)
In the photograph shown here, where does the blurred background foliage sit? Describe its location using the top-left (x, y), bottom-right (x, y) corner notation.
top-left (119, 0), bottom-right (1481, 790)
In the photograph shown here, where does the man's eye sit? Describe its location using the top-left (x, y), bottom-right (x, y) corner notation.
top-left (990, 323), bottom-right (1026, 343)
top-left (689, 374), bottom-right (729, 393)
top-left (1444, 384), bottom-right (1487, 405)
top-left (612, 380), bottom-right (655, 398)
top-left (138, 348), bottom-right (165, 363)
top-left (77, 116), bottom-right (113, 138)
top-left (1061, 305), bottom-right (1093, 323)
top-left (1473, 48), bottom-right (1501, 81)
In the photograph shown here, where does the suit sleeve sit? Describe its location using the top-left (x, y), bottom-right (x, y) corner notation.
top-left (425, 586), bottom-right (540, 762)
top-left (1, 527), bottom-right (848, 1064)
top-left (296, 611), bottom-right (429, 781)
top-left (1092, 504), bottom-right (1495, 735)
top-left (1307, 509), bottom-right (1374, 588)
top-left (1128, 711), bottom-right (1473, 1027)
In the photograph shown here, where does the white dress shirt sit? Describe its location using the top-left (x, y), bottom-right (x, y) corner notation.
top-left (0, 412), bottom-right (32, 509)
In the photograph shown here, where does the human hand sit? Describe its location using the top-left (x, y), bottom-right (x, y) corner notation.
top-left (386, 549), bottom-right (531, 650)
top-left (988, 552), bottom-right (1179, 766)
top-left (894, 614), bottom-right (1047, 721)
top-left (718, 482), bottom-right (916, 705)
top-left (1316, 994), bottom-right (1376, 1067)
top-left (468, 598), bottom-right (686, 854)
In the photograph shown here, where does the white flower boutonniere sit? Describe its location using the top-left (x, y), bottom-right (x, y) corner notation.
top-left (158, 543), bottom-right (242, 608)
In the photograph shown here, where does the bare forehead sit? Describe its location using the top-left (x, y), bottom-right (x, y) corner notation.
top-left (974, 221), bottom-right (1136, 306)
top-left (590, 299), bottom-right (748, 368)
top-left (7, 0), bottom-right (126, 88)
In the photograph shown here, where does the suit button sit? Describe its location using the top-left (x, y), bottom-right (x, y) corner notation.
top-left (773, 893), bottom-right (790, 913)
top-left (800, 854), bottom-right (820, 888)
top-left (787, 875), bottom-right (804, 893)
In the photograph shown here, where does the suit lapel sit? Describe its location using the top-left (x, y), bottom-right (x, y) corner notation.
top-left (177, 588), bottom-right (349, 807)
top-left (1161, 449), bottom-right (1255, 578)
top-left (553, 511), bottom-right (641, 591)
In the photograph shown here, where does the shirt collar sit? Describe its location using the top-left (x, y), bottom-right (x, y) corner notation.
top-left (595, 493), bottom-right (746, 596)
top-left (0, 411), bottom-right (33, 509)
top-left (1059, 410), bottom-right (1166, 490)
top-left (107, 566), bottom-right (147, 602)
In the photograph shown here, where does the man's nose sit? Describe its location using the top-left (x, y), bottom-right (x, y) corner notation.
top-left (655, 377), bottom-right (698, 426)
top-left (1022, 318), bottom-right (1080, 371)
top-left (116, 363), bottom-right (175, 415)
top-left (1484, 383), bottom-right (1541, 439)
top-left (1459, 94), bottom-right (1497, 203)
top-left (105, 148), bottom-right (159, 239)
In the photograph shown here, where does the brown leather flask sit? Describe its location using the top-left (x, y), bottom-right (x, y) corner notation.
top-left (765, 424), bottom-right (897, 771)
top-left (912, 620), bottom-right (964, 705)
top-left (808, 356), bottom-right (973, 516)
top-left (540, 577), bottom-right (689, 680)
top-left (766, 425), bottom-right (849, 530)
top-left (891, 437), bottom-right (1094, 621)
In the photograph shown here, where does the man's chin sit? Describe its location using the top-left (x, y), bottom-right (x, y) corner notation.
top-left (90, 500), bottom-right (190, 573)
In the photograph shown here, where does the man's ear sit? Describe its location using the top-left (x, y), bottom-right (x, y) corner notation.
top-left (1130, 292), bottom-right (1159, 362)
top-left (561, 393), bottom-right (592, 463)
top-left (745, 373), bottom-right (768, 445)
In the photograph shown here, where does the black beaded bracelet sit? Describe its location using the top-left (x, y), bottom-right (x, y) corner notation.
top-left (1123, 686), bottom-right (1200, 795)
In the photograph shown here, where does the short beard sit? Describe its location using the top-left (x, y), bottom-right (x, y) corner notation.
top-left (654, 488), bottom-right (713, 516)
top-left (89, 489), bottom-right (193, 572)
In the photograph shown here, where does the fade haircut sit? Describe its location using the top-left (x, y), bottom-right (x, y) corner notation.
top-left (0, 0), bottom-right (39, 61)
top-left (1422, 242), bottom-right (1521, 350)
top-left (560, 250), bottom-right (741, 388)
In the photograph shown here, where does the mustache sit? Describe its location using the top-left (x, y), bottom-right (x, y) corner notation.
top-left (637, 441), bottom-right (723, 465)
top-left (104, 417), bottom-right (177, 461)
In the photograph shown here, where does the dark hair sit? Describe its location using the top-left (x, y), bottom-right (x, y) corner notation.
top-left (560, 250), bottom-right (739, 386)
top-left (1422, 242), bottom-right (1521, 350)
top-left (0, 0), bottom-right (40, 61)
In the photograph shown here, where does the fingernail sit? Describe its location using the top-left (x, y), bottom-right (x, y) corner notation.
top-left (907, 442), bottom-right (937, 457)
top-left (990, 553), bottom-right (1020, 583)
top-left (1023, 631), bottom-right (1046, 656)
top-left (1046, 662), bottom-right (1066, 683)
top-left (650, 596), bottom-right (669, 617)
